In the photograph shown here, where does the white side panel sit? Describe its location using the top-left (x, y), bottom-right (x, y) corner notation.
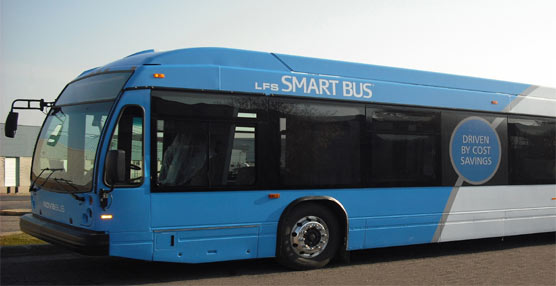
top-left (505, 216), bottom-right (556, 236)
top-left (439, 185), bottom-right (556, 242)
top-left (509, 87), bottom-right (556, 117)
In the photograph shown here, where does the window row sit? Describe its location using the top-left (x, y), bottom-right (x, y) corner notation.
top-left (119, 90), bottom-right (556, 191)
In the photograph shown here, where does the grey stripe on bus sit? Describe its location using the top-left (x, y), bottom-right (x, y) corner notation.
top-left (432, 177), bottom-right (464, 242)
top-left (503, 85), bottom-right (539, 113)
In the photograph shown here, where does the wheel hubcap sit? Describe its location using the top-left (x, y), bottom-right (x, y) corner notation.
top-left (290, 216), bottom-right (329, 258)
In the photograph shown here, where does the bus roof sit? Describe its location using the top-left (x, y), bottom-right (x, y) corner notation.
top-left (83, 47), bottom-right (530, 96)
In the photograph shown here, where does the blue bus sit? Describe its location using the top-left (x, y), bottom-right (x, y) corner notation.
top-left (5, 48), bottom-right (555, 269)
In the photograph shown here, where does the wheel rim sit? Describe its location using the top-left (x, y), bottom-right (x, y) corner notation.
top-left (290, 216), bottom-right (329, 258)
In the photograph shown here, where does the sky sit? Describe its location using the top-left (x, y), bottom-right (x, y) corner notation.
top-left (1, 0), bottom-right (555, 126)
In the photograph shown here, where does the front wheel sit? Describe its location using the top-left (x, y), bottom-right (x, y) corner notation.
top-left (277, 203), bottom-right (341, 270)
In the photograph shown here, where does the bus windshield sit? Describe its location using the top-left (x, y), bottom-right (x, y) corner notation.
top-left (31, 72), bottom-right (131, 193)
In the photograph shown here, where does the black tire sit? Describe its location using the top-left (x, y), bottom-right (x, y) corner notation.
top-left (276, 202), bottom-right (342, 270)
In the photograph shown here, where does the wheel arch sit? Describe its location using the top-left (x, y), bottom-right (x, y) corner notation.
top-left (277, 196), bottom-right (349, 253)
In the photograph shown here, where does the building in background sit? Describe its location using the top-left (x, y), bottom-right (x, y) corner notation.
top-left (0, 124), bottom-right (41, 195)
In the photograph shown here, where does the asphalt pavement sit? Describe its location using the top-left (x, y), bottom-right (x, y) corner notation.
top-left (1, 233), bottom-right (555, 285)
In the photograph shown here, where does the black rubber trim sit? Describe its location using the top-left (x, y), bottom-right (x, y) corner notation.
top-left (20, 214), bottom-right (108, 255)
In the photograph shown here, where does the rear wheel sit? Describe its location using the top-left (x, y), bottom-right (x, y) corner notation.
top-left (277, 203), bottom-right (341, 270)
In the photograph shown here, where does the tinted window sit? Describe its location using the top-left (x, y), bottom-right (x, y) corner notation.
top-left (56, 72), bottom-right (131, 106)
top-left (152, 90), bottom-right (266, 120)
top-left (210, 124), bottom-right (256, 186)
top-left (152, 91), bottom-right (259, 190)
top-left (107, 106), bottom-right (144, 185)
top-left (154, 119), bottom-right (256, 188)
top-left (270, 98), bottom-right (365, 187)
top-left (366, 107), bottom-right (441, 187)
top-left (156, 120), bottom-right (209, 187)
top-left (508, 117), bottom-right (556, 184)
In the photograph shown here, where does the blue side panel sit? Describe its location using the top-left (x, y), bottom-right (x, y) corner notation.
top-left (154, 226), bottom-right (260, 263)
top-left (125, 65), bottom-right (221, 90)
top-left (128, 65), bottom-right (521, 112)
top-left (150, 187), bottom-right (452, 262)
top-left (341, 187), bottom-right (453, 249)
top-left (152, 223), bottom-right (277, 263)
top-left (219, 68), bottom-right (515, 112)
top-left (151, 48), bottom-right (290, 71)
top-left (110, 231), bottom-right (153, 260)
top-left (96, 51), bottom-right (164, 70)
top-left (85, 47), bottom-right (532, 100)
top-left (102, 47), bottom-right (290, 72)
top-left (274, 53), bottom-right (531, 95)
top-left (87, 47), bottom-right (534, 113)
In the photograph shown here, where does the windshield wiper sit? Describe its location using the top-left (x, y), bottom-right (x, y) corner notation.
top-left (53, 178), bottom-right (85, 202)
top-left (30, 168), bottom-right (64, 192)
top-left (31, 169), bottom-right (85, 202)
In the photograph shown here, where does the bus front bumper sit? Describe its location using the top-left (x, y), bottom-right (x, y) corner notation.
top-left (20, 214), bottom-right (108, 255)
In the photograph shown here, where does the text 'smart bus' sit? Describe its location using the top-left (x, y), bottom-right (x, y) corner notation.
top-left (5, 48), bottom-right (555, 269)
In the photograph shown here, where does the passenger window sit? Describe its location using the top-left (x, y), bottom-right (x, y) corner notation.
top-left (156, 121), bottom-right (209, 187)
top-left (210, 124), bottom-right (256, 186)
top-left (270, 98), bottom-right (365, 187)
top-left (107, 106), bottom-right (144, 185)
top-left (154, 119), bottom-right (256, 188)
top-left (366, 107), bottom-right (441, 187)
top-left (508, 117), bottom-right (556, 184)
top-left (151, 90), bottom-right (262, 190)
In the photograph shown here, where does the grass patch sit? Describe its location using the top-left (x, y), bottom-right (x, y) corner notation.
top-left (0, 232), bottom-right (46, 246)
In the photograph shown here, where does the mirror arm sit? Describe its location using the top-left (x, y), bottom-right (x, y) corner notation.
top-left (10, 99), bottom-right (54, 112)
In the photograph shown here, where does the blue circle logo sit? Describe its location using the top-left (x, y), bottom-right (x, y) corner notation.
top-left (449, 117), bottom-right (501, 185)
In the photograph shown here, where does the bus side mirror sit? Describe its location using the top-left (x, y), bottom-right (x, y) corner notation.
top-left (4, 112), bottom-right (19, 138)
top-left (105, 150), bottom-right (126, 186)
